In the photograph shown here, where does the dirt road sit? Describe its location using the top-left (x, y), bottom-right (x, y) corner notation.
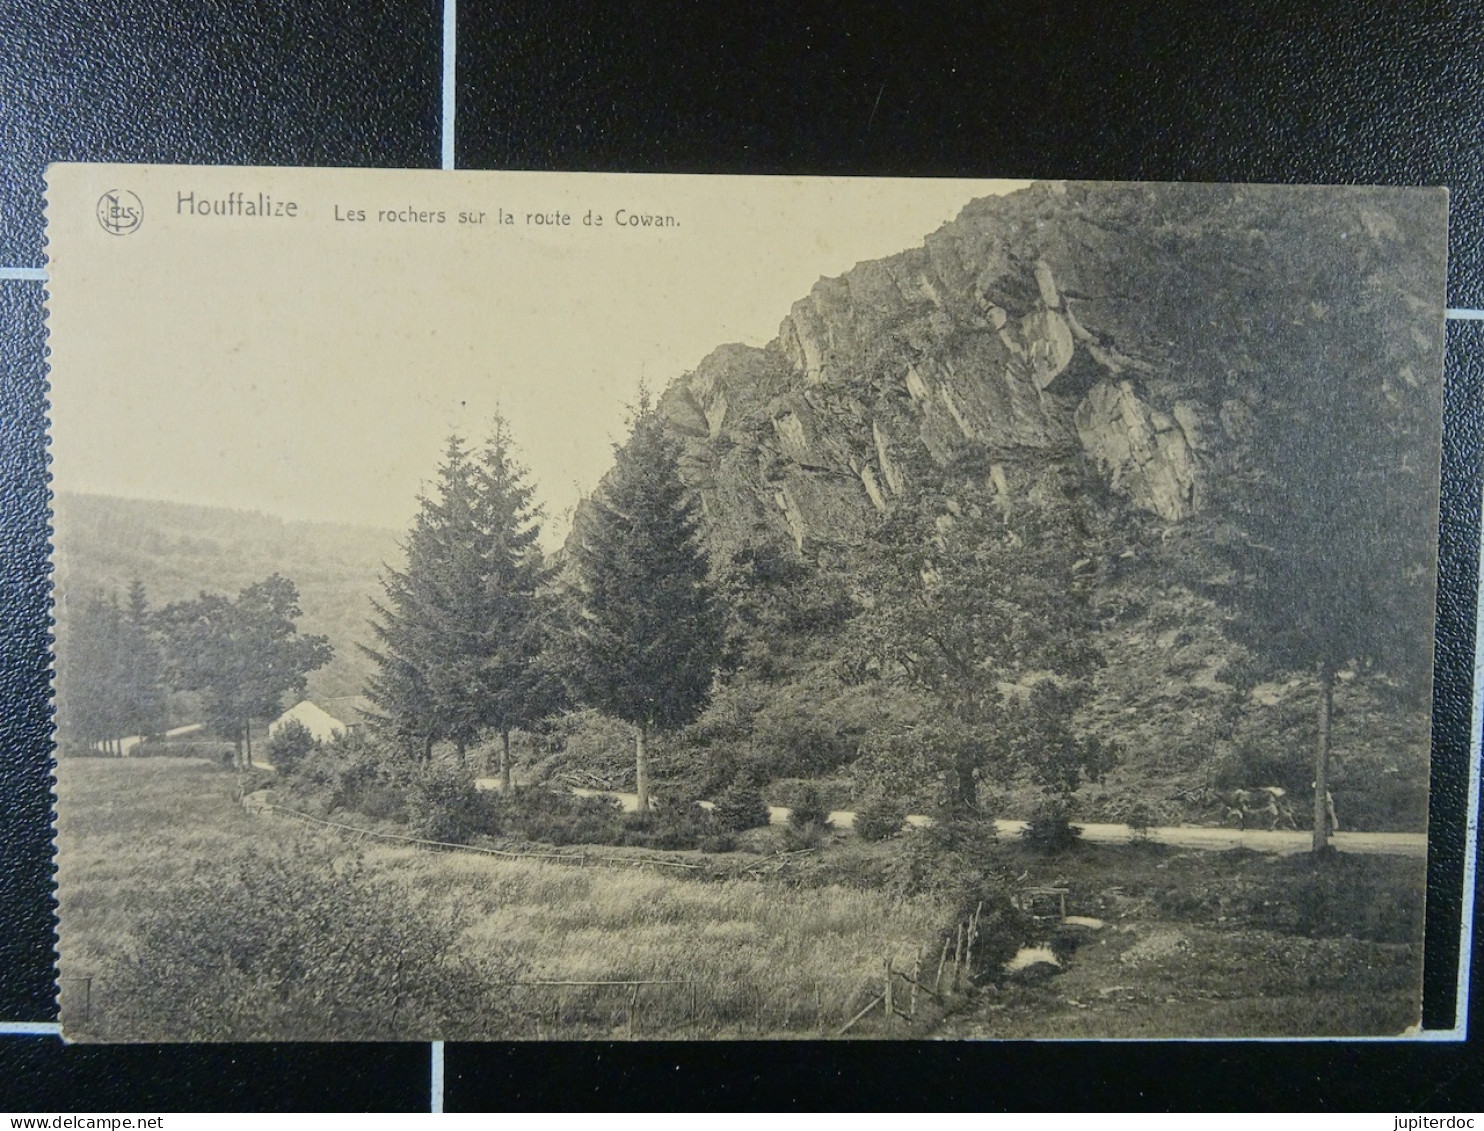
top-left (476, 782), bottom-right (1426, 858)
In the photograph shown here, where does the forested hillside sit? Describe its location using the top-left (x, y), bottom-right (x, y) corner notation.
top-left (52, 493), bottom-right (400, 700)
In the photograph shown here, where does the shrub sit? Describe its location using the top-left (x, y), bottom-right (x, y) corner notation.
top-left (288, 730), bottom-right (414, 822)
top-left (711, 782), bottom-right (772, 832)
top-left (529, 709), bottom-right (640, 788)
top-left (696, 832), bottom-right (737, 854)
top-left (1125, 801), bottom-right (1156, 843)
top-left (949, 882), bottom-right (1028, 982)
top-left (786, 783), bottom-right (832, 831)
top-left (887, 810), bottom-right (1003, 901)
top-left (780, 820), bottom-right (830, 851)
top-left (502, 788), bottom-right (624, 845)
top-left (1020, 800), bottom-right (1082, 854)
top-left (853, 797), bottom-right (906, 842)
top-left (235, 767), bottom-right (277, 799)
top-left (407, 762), bottom-right (490, 844)
top-left (618, 797), bottom-right (716, 850)
top-left (265, 719), bottom-right (318, 777)
top-left (98, 844), bottom-right (523, 1040)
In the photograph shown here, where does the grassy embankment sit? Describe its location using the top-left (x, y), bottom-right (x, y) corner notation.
top-left (55, 757), bottom-right (940, 1041)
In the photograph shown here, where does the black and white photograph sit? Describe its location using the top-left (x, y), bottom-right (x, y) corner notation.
top-left (46, 165), bottom-right (1446, 1042)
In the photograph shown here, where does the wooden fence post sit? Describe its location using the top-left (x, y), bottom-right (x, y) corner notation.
top-left (966, 901), bottom-right (982, 983)
top-left (816, 981), bottom-right (824, 1038)
top-left (934, 937), bottom-right (949, 997)
top-left (628, 981), bottom-right (640, 1038)
top-left (884, 958), bottom-right (894, 1037)
top-left (910, 946), bottom-right (923, 1019)
top-left (954, 924), bottom-right (965, 991)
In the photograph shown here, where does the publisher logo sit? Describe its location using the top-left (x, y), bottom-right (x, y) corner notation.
top-left (96, 190), bottom-right (143, 236)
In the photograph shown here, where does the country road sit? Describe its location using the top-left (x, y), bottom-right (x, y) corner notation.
top-left (475, 781), bottom-right (1427, 858)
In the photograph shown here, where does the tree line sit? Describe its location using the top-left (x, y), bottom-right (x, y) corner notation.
top-left (57, 574), bottom-right (332, 766)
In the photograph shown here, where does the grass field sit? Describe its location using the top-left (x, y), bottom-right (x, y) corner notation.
top-left (55, 757), bottom-right (942, 1040)
top-left (55, 756), bottom-right (1426, 1040)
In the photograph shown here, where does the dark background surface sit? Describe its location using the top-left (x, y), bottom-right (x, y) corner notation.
top-left (2, 0), bottom-right (1481, 1110)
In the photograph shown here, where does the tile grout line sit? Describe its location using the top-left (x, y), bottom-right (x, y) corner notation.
top-left (431, 1), bottom-right (455, 1108)
top-left (441, 0), bottom-right (456, 172)
top-left (1453, 469), bottom-right (1484, 1039)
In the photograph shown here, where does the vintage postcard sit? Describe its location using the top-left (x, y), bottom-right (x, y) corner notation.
top-left (46, 165), bottom-right (1446, 1041)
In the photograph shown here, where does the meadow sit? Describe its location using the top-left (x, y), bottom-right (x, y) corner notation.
top-left (56, 755), bottom-right (1425, 1041)
top-left (55, 757), bottom-right (942, 1041)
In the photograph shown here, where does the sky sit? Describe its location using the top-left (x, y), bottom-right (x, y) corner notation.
top-left (47, 166), bottom-right (1028, 548)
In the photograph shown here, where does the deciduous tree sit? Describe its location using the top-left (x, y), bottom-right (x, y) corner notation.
top-left (160, 575), bottom-right (332, 766)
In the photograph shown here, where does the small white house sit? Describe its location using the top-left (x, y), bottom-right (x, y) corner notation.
top-left (269, 699), bottom-right (359, 744)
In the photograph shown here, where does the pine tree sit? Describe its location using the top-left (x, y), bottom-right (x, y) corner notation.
top-left (566, 397), bottom-right (726, 811)
top-left (364, 423), bottom-right (558, 778)
top-left (120, 579), bottom-right (167, 742)
top-left (56, 583), bottom-right (168, 754)
top-left (57, 592), bottom-right (129, 754)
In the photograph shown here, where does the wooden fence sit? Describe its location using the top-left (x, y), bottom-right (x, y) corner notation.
top-left (838, 901), bottom-right (986, 1036)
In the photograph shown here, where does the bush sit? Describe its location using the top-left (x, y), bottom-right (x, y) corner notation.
top-left (1124, 801), bottom-right (1156, 842)
top-left (887, 810), bottom-right (1003, 900)
top-left (501, 788), bottom-right (624, 846)
top-left (288, 730), bottom-right (414, 822)
top-left (786, 783), bottom-right (832, 831)
top-left (853, 797), bottom-right (906, 842)
top-left (618, 796), bottom-right (716, 850)
top-left (265, 719), bottom-right (318, 777)
top-left (948, 882), bottom-right (1028, 982)
top-left (407, 762), bottom-right (490, 844)
top-left (1020, 800), bottom-right (1082, 853)
top-left (97, 844), bottom-right (523, 1040)
top-left (711, 782), bottom-right (772, 832)
top-left (780, 821), bottom-right (830, 852)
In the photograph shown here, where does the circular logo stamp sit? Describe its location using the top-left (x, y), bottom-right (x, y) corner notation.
top-left (96, 190), bottom-right (143, 236)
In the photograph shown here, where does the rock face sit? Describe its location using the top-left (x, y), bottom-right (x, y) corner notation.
top-left (636, 183), bottom-right (1371, 550)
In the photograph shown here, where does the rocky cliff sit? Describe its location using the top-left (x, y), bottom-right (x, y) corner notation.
top-left (650, 181), bottom-right (1439, 555)
top-left (576, 181), bottom-right (1443, 826)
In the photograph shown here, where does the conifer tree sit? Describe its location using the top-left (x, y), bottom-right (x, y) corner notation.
top-left (566, 397), bottom-right (726, 811)
top-left (58, 593), bottom-right (130, 754)
top-left (57, 583), bottom-right (168, 754)
top-left (364, 423), bottom-right (557, 780)
top-left (120, 579), bottom-right (168, 742)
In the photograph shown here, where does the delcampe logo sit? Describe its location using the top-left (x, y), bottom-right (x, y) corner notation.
top-left (96, 190), bottom-right (142, 235)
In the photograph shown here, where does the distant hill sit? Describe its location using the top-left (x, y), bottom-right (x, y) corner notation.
top-left (52, 493), bottom-right (403, 700)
